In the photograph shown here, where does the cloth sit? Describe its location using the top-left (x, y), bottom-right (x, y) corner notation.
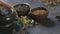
top-left (13, 21), bottom-right (22, 32)
top-left (0, 21), bottom-right (21, 34)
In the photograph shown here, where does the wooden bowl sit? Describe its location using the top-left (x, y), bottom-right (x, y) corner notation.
top-left (14, 4), bottom-right (30, 17)
top-left (30, 7), bottom-right (48, 21)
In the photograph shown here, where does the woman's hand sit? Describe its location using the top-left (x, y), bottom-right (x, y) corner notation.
top-left (0, 0), bottom-right (16, 11)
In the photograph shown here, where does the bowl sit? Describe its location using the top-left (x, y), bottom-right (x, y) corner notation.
top-left (14, 4), bottom-right (30, 17)
top-left (30, 7), bottom-right (48, 21)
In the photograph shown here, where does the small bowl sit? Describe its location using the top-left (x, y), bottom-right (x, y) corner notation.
top-left (14, 4), bottom-right (30, 17)
top-left (30, 7), bottom-right (48, 21)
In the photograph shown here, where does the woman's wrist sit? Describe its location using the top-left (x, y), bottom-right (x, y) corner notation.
top-left (0, 0), bottom-right (12, 9)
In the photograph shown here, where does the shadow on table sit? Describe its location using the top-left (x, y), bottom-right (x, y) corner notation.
top-left (38, 18), bottom-right (56, 27)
